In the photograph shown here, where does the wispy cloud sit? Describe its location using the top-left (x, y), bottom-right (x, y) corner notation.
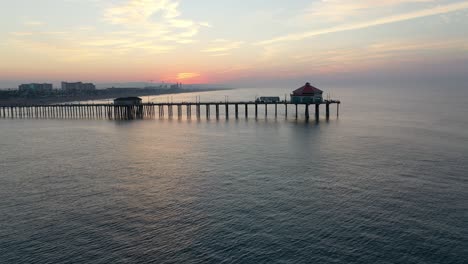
top-left (177, 72), bottom-right (200, 80)
top-left (81, 38), bottom-right (173, 52)
top-left (8, 0), bottom-right (209, 60)
top-left (202, 41), bottom-right (244, 53)
top-left (10, 32), bottom-right (35, 37)
top-left (23, 20), bottom-right (45, 26)
top-left (209, 53), bottom-right (229, 57)
top-left (258, 2), bottom-right (468, 45)
top-left (284, 38), bottom-right (468, 75)
top-left (306, 0), bottom-right (434, 21)
top-left (104, 0), bottom-right (180, 24)
top-left (104, 0), bottom-right (209, 44)
top-left (368, 39), bottom-right (468, 53)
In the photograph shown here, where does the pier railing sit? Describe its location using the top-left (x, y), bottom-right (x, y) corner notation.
top-left (0, 100), bottom-right (340, 121)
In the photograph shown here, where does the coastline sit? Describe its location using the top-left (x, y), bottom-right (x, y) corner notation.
top-left (0, 88), bottom-right (231, 106)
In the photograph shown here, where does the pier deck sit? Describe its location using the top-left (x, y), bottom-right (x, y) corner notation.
top-left (0, 100), bottom-right (340, 121)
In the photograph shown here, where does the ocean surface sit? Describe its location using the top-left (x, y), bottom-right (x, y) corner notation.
top-left (1, 85), bottom-right (467, 263)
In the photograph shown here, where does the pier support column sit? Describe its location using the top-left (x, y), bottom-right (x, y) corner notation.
top-left (305, 104), bottom-right (310, 120)
top-left (245, 104), bottom-right (248, 118)
top-left (326, 103), bottom-right (330, 120)
top-left (275, 104), bottom-right (277, 118)
top-left (216, 104), bottom-right (219, 119)
top-left (235, 104), bottom-right (239, 119)
top-left (265, 103), bottom-right (267, 117)
top-left (337, 103), bottom-right (340, 117)
top-left (206, 104), bottom-right (210, 119)
top-left (255, 104), bottom-right (258, 119)
top-left (315, 104), bottom-right (320, 121)
top-left (225, 104), bottom-right (229, 119)
top-left (295, 104), bottom-right (298, 119)
top-left (285, 103), bottom-right (288, 118)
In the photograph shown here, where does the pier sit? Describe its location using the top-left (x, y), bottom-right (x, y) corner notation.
top-left (0, 100), bottom-right (340, 121)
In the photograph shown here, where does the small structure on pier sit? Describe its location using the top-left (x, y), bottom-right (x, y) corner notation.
top-left (114, 97), bottom-right (142, 105)
top-left (256, 96), bottom-right (281, 103)
top-left (291, 82), bottom-right (323, 103)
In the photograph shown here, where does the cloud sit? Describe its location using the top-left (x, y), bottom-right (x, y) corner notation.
top-left (306, 0), bottom-right (434, 21)
top-left (81, 38), bottom-right (173, 52)
top-left (202, 41), bottom-right (244, 53)
top-left (78, 26), bottom-right (95, 31)
top-left (199, 22), bottom-right (212, 27)
top-left (23, 21), bottom-right (45, 26)
top-left (368, 39), bottom-right (468, 53)
top-left (104, 0), bottom-right (178, 24)
top-left (8, 0), bottom-right (209, 60)
top-left (209, 53), bottom-right (229, 57)
top-left (258, 2), bottom-right (468, 45)
top-left (286, 38), bottom-right (468, 75)
top-left (10, 32), bottom-right (35, 37)
top-left (103, 0), bottom-right (206, 44)
top-left (177, 72), bottom-right (200, 80)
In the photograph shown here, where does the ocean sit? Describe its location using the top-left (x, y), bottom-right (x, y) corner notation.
top-left (1, 85), bottom-right (467, 263)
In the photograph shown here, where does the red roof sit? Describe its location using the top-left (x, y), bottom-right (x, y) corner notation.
top-left (292, 82), bottom-right (323, 96)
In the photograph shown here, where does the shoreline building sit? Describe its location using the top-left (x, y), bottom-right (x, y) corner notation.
top-left (61, 82), bottom-right (96, 93)
top-left (18, 83), bottom-right (53, 94)
top-left (290, 82), bottom-right (323, 103)
top-left (170, 83), bottom-right (183, 89)
top-left (114, 97), bottom-right (142, 105)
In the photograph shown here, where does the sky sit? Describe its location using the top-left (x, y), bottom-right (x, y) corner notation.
top-left (1, 0), bottom-right (468, 88)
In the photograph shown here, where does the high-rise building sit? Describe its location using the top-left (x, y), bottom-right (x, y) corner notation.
top-left (18, 83), bottom-right (53, 93)
top-left (61, 82), bottom-right (96, 92)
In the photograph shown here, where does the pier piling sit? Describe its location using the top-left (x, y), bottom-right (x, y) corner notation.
top-left (295, 104), bottom-right (298, 119)
top-left (255, 103), bottom-right (258, 119)
top-left (225, 104), bottom-right (229, 119)
top-left (315, 104), bottom-right (320, 121)
top-left (326, 103), bottom-right (330, 120)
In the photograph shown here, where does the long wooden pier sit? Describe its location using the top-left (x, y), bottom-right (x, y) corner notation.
top-left (0, 100), bottom-right (340, 121)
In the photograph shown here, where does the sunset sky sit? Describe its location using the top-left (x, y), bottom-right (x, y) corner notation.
top-left (1, 0), bottom-right (468, 87)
